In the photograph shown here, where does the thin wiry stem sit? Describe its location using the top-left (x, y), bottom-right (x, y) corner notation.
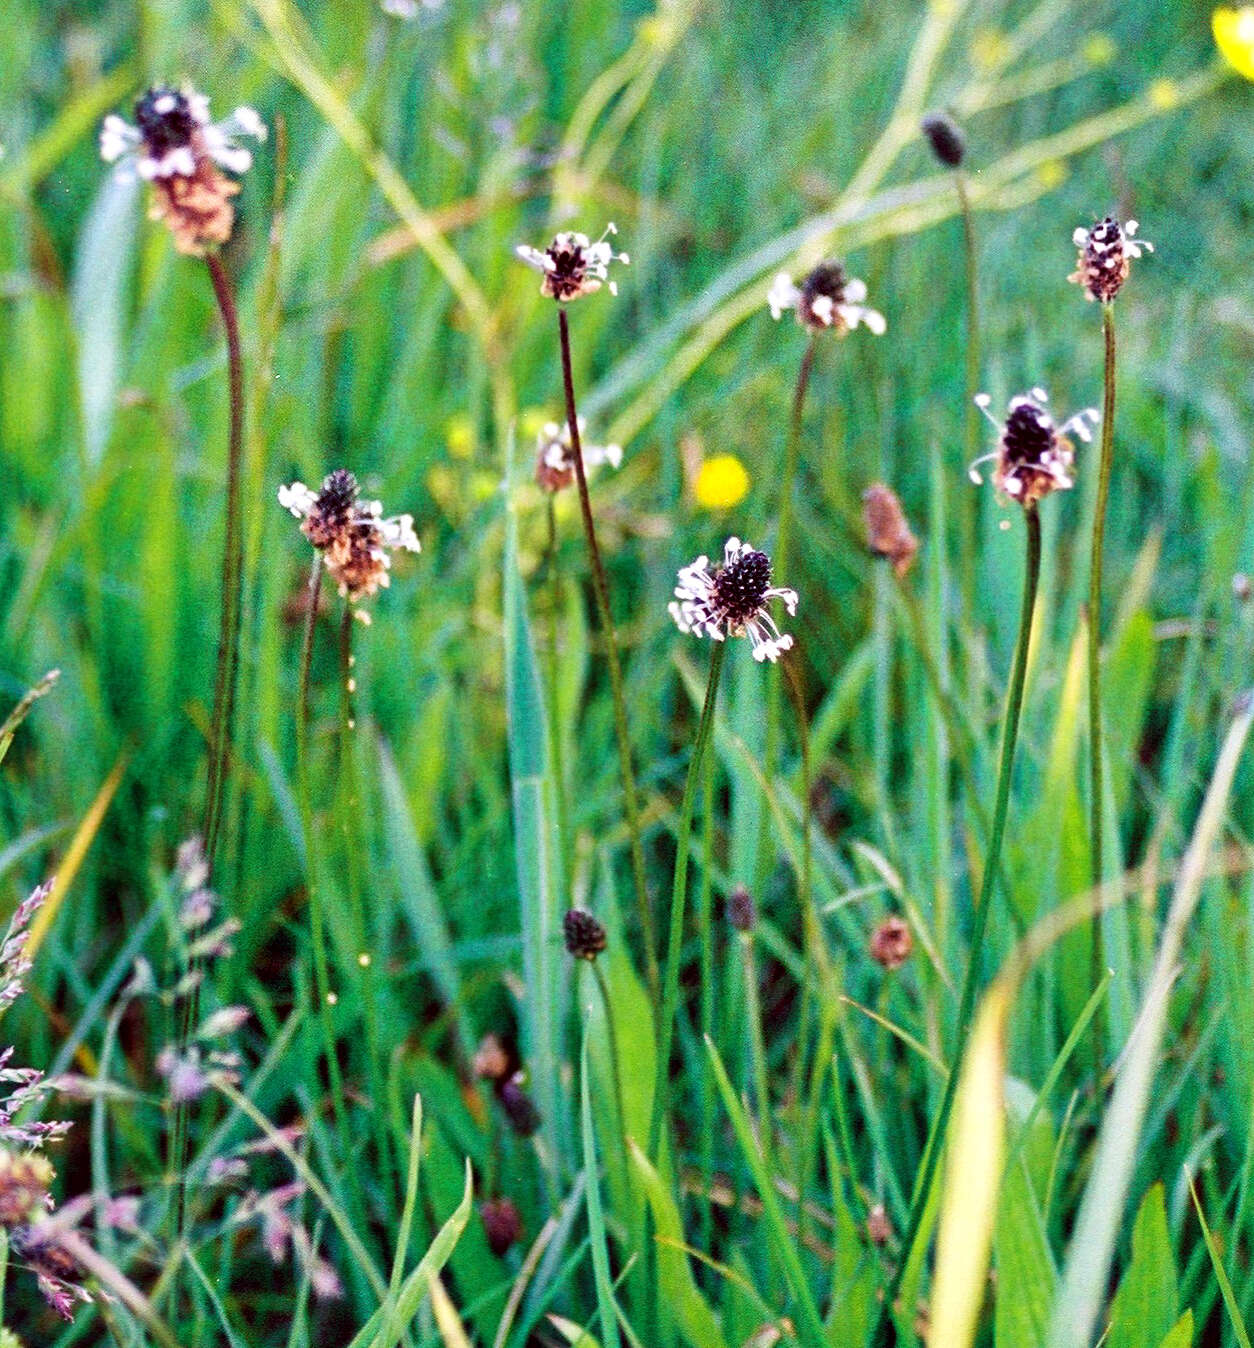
top-left (870, 505), bottom-right (1042, 1346)
top-left (758, 335), bottom-right (817, 895)
top-left (590, 959), bottom-right (627, 1150)
top-left (698, 729), bottom-right (717, 1253)
top-left (557, 307), bottom-right (657, 1000)
top-left (648, 639), bottom-right (727, 1164)
top-left (295, 561), bottom-right (350, 1158)
top-left (543, 498), bottom-right (573, 894)
top-left (203, 251), bottom-right (246, 869)
top-left (1088, 302), bottom-right (1117, 1046)
top-left (172, 250), bottom-right (246, 1239)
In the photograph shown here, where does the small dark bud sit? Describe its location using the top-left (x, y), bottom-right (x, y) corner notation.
top-left (498, 1073), bottom-right (542, 1138)
top-left (727, 885), bottom-right (756, 933)
top-left (869, 915), bottom-right (913, 971)
top-left (863, 484), bottom-right (919, 579)
top-left (562, 909), bottom-right (607, 961)
top-left (921, 112), bottom-right (966, 168)
top-left (481, 1197), bottom-right (523, 1257)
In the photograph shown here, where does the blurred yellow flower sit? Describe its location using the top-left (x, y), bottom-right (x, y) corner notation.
top-left (1035, 159), bottom-right (1068, 190)
top-left (1148, 78), bottom-right (1180, 109)
top-left (1214, 7), bottom-right (1254, 80)
top-left (445, 412), bottom-right (474, 460)
top-left (1083, 33), bottom-right (1116, 66)
top-left (694, 454), bottom-right (750, 510)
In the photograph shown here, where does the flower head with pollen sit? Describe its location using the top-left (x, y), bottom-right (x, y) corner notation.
top-left (1214, 7), bottom-right (1254, 80)
top-left (768, 259), bottom-right (886, 336)
top-left (515, 224), bottom-right (629, 302)
top-left (969, 389), bottom-right (1099, 508)
top-left (534, 418), bottom-right (622, 492)
top-left (279, 469), bottom-right (420, 614)
top-left (670, 538), bottom-right (798, 663)
top-left (100, 86), bottom-right (265, 255)
top-left (1069, 216), bottom-right (1153, 303)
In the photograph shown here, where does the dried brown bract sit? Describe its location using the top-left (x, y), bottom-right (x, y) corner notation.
top-left (863, 484), bottom-right (919, 578)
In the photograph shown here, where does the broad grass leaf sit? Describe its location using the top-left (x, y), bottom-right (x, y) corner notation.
top-left (1107, 1184), bottom-right (1177, 1348)
top-left (994, 1157), bottom-right (1055, 1348)
top-left (1156, 1311), bottom-right (1194, 1348)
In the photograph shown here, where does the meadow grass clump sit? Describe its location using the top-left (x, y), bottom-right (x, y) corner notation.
top-left (2, 3), bottom-right (1254, 1347)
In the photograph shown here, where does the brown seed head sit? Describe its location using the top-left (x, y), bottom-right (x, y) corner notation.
top-left (563, 909), bottom-right (607, 961)
top-left (921, 112), bottom-right (966, 167)
top-left (863, 484), bottom-right (919, 578)
top-left (727, 884), bottom-right (757, 933)
top-left (481, 1197), bottom-right (523, 1257)
top-left (867, 1203), bottom-right (893, 1246)
top-left (498, 1074), bottom-right (542, 1138)
top-left (869, 915), bottom-right (913, 971)
top-left (472, 1033), bottom-right (510, 1083)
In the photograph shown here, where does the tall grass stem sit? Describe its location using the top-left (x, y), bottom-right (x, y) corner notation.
top-left (648, 639), bottom-right (727, 1163)
top-left (957, 173), bottom-right (980, 615)
top-left (870, 504), bottom-right (1042, 1345)
top-left (557, 307), bottom-right (657, 1000)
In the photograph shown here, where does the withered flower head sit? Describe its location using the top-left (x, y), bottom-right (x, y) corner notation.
top-left (515, 224), bottom-right (629, 302)
top-left (726, 884), bottom-right (756, 933)
top-left (562, 909), bottom-right (607, 961)
top-left (0, 1149), bottom-right (54, 1228)
top-left (920, 111), bottom-right (966, 167)
top-left (768, 259), bottom-right (886, 336)
top-left (278, 469), bottom-right (420, 614)
top-left (869, 915), bottom-right (913, 971)
top-left (100, 86), bottom-right (265, 255)
top-left (970, 389), bottom-right (1098, 508)
top-left (534, 417), bottom-right (622, 493)
top-left (473, 1033), bottom-right (511, 1083)
top-left (481, 1197), bottom-right (523, 1257)
top-left (866, 1203), bottom-right (893, 1246)
top-left (670, 537), bottom-right (798, 663)
top-left (498, 1073), bottom-right (542, 1138)
top-left (863, 484), bottom-right (919, 578)
top-left (1069, 216), bottom-right (1152, 303)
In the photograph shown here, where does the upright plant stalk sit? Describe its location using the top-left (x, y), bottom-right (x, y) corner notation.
top-left (295, 562), bottom-right (350, 1158)
top-left (1088, 303), bottom-right (1117, 1027)
top-left (647, 640), bottom-right (727, 1163)
top-left (590, 959), bottom-right (628, 1149)
top-left (543, 499), bottom-right (574, 893)
top-left (870, 506), bottom-right (1042, 1346)
top-left (758, 336), bottom-right (817, 895)
top-left (203, 251), bottom-right (246, 869)
top-left (171, 251), bottom-right (247, 1236)
top-left (698, 739), bottom-right (717, 1252)
top-left (557, 308), bottom-right (658, 999)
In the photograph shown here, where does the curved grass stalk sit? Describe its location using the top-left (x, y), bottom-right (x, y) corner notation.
top-left (869, 505), bottom-right (1042, 1346)
top-left (557, 307), bottom-right (658, 999)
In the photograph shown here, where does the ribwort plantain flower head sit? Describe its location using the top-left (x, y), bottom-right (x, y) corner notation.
top-left (970, 389), bottom-right (1099, 508)
top-left (670, 538), bottom-right (798, 663)
top-left (768, 259), bottom-right (885, 336)
top-left (1069, 216), bottom-right (1153, 303)
top-left (515, 224), bottom-right (629, 302)
top-left (869, 915), bottom-right (913, 971)
top-left (562, 909), bottom-right (607, 961)
top-left (534, 417), bottom-right (622, 492)
top-left (279, 469), bottom-right (420, 615)
top-left (920, 111), bottom-right (966, 167)
top-left (100, 86), bottom-right (265, 255)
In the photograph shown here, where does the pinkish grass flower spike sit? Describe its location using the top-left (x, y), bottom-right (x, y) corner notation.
top-left (670, 538), bottom-right (798, 663)
top-left (515, 224), bottom-right (629, 301)
top-left (969, 389), bottom-right (1098, 508)
top-left (1069, 216), bottom-right (1152, 304)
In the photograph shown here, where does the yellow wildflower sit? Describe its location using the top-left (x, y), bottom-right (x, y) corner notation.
top-left (1214, 7), bottom-right (1254, 80)
top-left (694, 454), bottom-right (750, 510)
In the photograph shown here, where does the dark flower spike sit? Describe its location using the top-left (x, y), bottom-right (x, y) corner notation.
top-left (670, 537), bottom-right (798, 663)
top-left (1069, 215), bottom-right (1153, 303)
top-left (726, 885), bottom-right (757, 933)
top-left (768, 259), bottom-right (886, 336)
top-left (921, 111), bottom-right (966, 167)
top-left (969, 389), bottom-right (1099, 508)
top-left (515, 224), bottom-right (629, 301)
top-left (279, 470), bottom-right (420, 616)
top-left (869, 915), bottom-right (913, 971)
top-left (562, 909), bottom-right (607, 961)
top-left (100, 85), bottom-right (265, 255)
top-left (481, 1198), bottom-right (523, 1257)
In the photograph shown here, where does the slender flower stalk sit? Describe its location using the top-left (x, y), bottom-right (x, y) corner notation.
top-left (647, 640), bottom-right (726, 1163)
top-left (555, 307), bottom-right (658, 998)
top-left (1069, 215), bottom-right (1151, 1039)
top-left (870, 504), bottom-right (1043, 1345)
top-left (1088, 303), bottom-right (1117, 1018)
